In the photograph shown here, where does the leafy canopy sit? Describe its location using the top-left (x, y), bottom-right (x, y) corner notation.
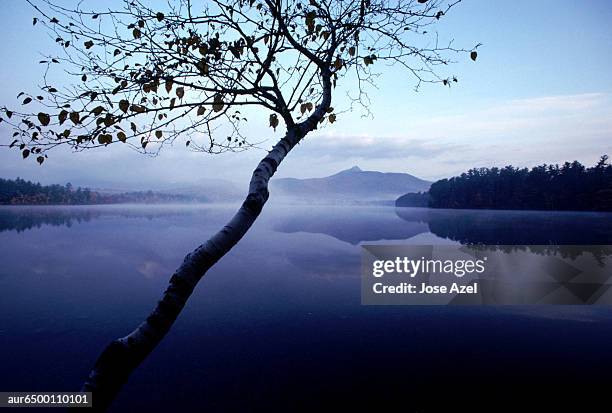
top-left (1, 0), bottom-right (477, 164)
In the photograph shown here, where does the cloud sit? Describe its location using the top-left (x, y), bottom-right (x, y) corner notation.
top-left (1, 93), bottom-right (610, 185)
top-left (277, 93), bottom-right (612, 180)
top-left (294, 134), bottom-right (469, 160)
top-left (504, 93), bottom-right (606, 113)
top-left (403, 93), bottom-right (612, 141)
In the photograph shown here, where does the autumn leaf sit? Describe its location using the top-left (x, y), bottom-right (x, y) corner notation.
top-left (69, 112), bottom-right (80, 125)
top-left (91, 106), bottom-right (105, 116)
top-left (212, 94), bottom-right (224, 112)
top-left (196, 59), bottom-right (209, 75)
top-left (119, 100), bottom-right (129, 113)
top-left (333, 57), bottom-right (343, 70)
top-left (269, 113), bottom-right (279, 131)
top-left (37, 112), bottom-right (50, 126)
top-left (130, 104), bottom-right (146, 113)
top-left (470, 51), bottom-right (477, 61)
top-left (58, 110), bottom-right (68, 125)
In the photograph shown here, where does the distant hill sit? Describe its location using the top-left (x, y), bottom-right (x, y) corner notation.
top-left (270, 166), bottom-right (431, 204)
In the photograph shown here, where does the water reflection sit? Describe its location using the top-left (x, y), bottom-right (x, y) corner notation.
top-left (3, 205), bottom-right (611, 248)
top-left (407, 208), bottom-right (612, 245)
top-left (0, 205), bottom-right (222, 233)
top-left (1, 205), bottom-right (612, 411)
top-left (273, 205), bottom-right (612, 247)
top-left (273, 206), bottom-right (429, 244)
top-left (0, 206), bottom-right (99, 232)
top-left (396, 207), bottom-right (612, 259)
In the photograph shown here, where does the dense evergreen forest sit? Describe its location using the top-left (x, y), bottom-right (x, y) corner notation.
top-left (427, 156), bottom-right (612, 211)
top-left (0, 177), bottom-right (198, 205)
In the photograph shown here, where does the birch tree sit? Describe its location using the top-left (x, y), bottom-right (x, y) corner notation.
top-left (1, 0), bottom-right (476, 409)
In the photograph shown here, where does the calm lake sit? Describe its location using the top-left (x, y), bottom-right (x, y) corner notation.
top-left (1, 204), bottom-right (612, 410)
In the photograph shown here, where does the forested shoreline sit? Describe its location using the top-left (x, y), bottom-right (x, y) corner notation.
top-left (426, 156), bottom-right (612, 211)
top-left (0, 177), bottom-right (198, 205)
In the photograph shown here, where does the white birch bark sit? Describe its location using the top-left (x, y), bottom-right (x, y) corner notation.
top-left (82, 72), bottom-right (332, 411)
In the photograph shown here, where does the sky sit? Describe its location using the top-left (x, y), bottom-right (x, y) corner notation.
top-left (1, 0), bottom-right (611, 189)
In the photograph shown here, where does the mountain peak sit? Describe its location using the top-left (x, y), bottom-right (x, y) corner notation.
top-left (271, 166), bottom-right (432, 203)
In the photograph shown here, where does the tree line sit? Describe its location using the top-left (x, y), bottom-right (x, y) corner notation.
top-left (427, 156), bottom-right (612, 211)
top-left (0, 177), bottom-right (200, 205)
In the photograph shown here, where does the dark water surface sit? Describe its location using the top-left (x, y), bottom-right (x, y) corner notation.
top-left (1, 204), bottom-right (612, 411)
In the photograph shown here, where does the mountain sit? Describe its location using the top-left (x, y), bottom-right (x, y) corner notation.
top-left (270, 166), bottom-right (431, 204)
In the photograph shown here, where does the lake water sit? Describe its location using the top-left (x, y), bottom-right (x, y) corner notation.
top-left (1, 204), bottom-right (612, 410)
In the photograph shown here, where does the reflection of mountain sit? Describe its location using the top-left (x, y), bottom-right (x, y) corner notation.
top-left (273, 207), bottom-right (430, 244)
top-left (276, 206), bottom-right (612, 248)
top-left (4, 204), bottom-right (611, 252)
top-left (271, 166), bottom-right (431, 204)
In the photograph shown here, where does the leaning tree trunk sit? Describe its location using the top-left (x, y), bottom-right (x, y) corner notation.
top-left (81, 75), bottom-right (332, 411)
top-left (81, 128), bottom-right (298, 409)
